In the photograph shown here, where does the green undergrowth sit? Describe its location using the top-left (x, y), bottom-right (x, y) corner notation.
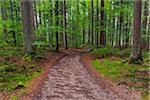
top-left (91, 47), bottom-right (150, 65)
top-left (0, 47), bottom-right (51, 92)
top-left (92, 58), bottom-right (150, 97)
top-left (91, 47), bottom-right (150, 99)
top-left (92, 54), bottom-right (150, 99)
top-left (0, 60), bottom-right (41, 92)
top-left (91, 46), bottom-right (150, 58)
top-left (91, 47), bottom-right (120, 58)
top-left (0, 47), bottom-right (24, 57)
top-left (92, 58), bottom-right (149, 82)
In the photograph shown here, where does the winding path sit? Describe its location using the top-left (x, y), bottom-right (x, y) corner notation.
top-left (33, 52), bottom-right (140, 100)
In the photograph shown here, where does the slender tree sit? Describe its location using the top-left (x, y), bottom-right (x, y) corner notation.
top-left (100, 0), bottom-right (106, 46)
top-left (1, 0), bottom-right (8, 42)
top-left (21, 0), bottom-right (35, 54)
top-left (34, 0), bottom-right (38, 29)
top-left (96, 0), bottom-right (99, 48)
top-left (119, 0), bottom-right (123, 49)
top-left (10, 0), bottom-right (17, 46)
top-left (91, 0), bottom-right (94, 45)
top-left (55, 0), bottom-right (59, 52)
top-left (129, 0), bottom-right (143, 63)
top-left (38, 0), bottom-right (42, 25)
top-left (63, 0), bottom-right (68, 49)
top-left (143, 0), bottom-right (149, 49)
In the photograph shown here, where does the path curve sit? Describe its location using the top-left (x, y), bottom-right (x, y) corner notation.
top-left (33, 53), bottom-right (139, 100)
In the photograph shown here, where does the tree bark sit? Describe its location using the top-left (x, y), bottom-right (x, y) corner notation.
top-left (100, 0), bottom-right (106, 46)
top-left (143, 0), bottom-right (149, 49)
top-left (96, 0), bottom-right (99, 48)
top-left (34, 0), bottom-right (38, 29)
top-left (21, 0), bottom-right (35, 54)
top-left (63, 0), bottom-right (68, 49)
top-left (119, 0), bottom-right (123, 49)
top-left (55, 0), bottom-right (59, 52)
top-left (129, 0), bottom-right (143, 63)
top-left (91, 0), bottom-right (94, 45)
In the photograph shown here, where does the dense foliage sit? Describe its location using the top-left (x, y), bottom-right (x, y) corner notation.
top-left (0, 0), bottom-right (149, 49)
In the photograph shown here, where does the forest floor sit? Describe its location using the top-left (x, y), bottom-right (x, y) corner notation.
top-left (31, 50), bottom-right (140, 100)
top-left (0, 48), bottom-right (148, 100)
top-left (24, 50), bottom-right (140, 100)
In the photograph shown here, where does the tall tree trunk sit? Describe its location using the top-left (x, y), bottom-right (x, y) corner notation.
top-left (1, 0), bottom-right (8, 42)
top-left (96, 0), bottom-right (99, 48)
top-left (63, 0), bottom-right (68, 49)
top-left (34, 0), bottom-right (38, 29)
top-left (100, 0), bottom-right (106, 46)
top-left (125, 12), bottom-right (129, 47)
top-left (88, 8), bottom-right (91, 44)
top-left (82, 1), bottom-right (86, 45)
top-left (76, 0), bottom-right (80, 47)
top-left (129, 0), bottom-right (143, 63)
top-left (10, 0), bottom-right (17, 46)
top-left (59, 1), bottom-right (63, 47)
top-left (143, 0), bottom-right (149, 49)
top-left (55, 0), bottom-right (59, 52)
top-left (21, 0), bottom-right (35, 54)
top-left (91, 0), bottom-right (94, 45)
top-left (119, 0), bottom-right (123, 49)
top-left (38, 0), bottom-right (42, 25)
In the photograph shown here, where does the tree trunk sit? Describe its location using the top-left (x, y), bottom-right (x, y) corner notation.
top-left (21, 0), bottom-right (35, 54)
top-left (129, 0), bottom-right (143, 64)
top-left (96, 0), bottom-right (99, 48)
top-left (100, 0), bottom-right (106, 46)
top-left (143, 0), bottom-right (149, 49)
top-left (34, 0), bottom-right (38, 29)
top-left (91, 0), bottom-right (94, 45)
top-left (1, 0), bottom-right (8, 42)
top-left (119, 0), bottom-right (123, 49)
top-left (63, 0), bottom-right (68, 49)
top-left (88, 8), bottom-right (91, 44)
top-left (10, 0), bottom-right (17, 46)
top-left (38, 0), bottom-right (42, 25)
top-left (55, 0), bottom-right (59, 52)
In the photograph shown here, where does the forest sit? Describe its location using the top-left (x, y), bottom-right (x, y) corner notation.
top-left (0, 0), bottom-right (149, 100)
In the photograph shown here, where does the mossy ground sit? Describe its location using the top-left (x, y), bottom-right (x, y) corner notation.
top-left (91, 47), bottom-right (150, 100)
top-left (0, 47), bottom-right (50, 92)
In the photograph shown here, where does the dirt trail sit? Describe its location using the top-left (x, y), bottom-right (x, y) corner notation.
top-left (33, 52), bottom-right (140, 100)
top-left (34, 52), bottom-right (139, 100)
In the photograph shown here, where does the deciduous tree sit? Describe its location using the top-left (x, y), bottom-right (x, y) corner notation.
top-left (21, 0), bottom-right (35, 54)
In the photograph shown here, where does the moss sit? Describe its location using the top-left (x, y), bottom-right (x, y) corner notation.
top-left (92, 58), bottom-right (149, 92)
top-left (0, 60), bottom-right (41, 91)
top-left (0, 47), bottom-right (50, 92)
top-left (0, 47), bottom-right (23, 57)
